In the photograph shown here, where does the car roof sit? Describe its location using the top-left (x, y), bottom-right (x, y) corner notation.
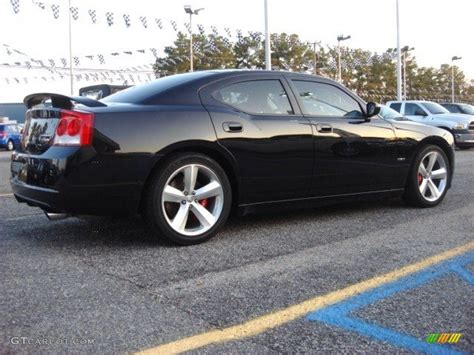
top-left (103, 69), bottom-right (338, 106)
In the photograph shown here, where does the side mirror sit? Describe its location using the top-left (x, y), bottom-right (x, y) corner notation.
top-left (366, 102), bottom-right (380, 118)
top-left (414, 109), bottom-right (427, 117)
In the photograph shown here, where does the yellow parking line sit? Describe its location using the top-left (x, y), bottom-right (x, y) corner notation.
top-left (0, 193), bottom-right (13, 197)
top-left (136, 242), bottom-right (474, 355)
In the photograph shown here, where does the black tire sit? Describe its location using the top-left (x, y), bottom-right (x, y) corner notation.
top-left (403, 145), bottom-right (450, 208)
top-left (7, 140), bottom-right (14, 151)
top-left (144, 153), bottom-right (232, 245)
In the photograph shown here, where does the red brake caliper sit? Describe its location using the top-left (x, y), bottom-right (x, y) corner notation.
top-left (418, 174), bottom-right (423, 185)
top-left (198, 198), bottom-right (209, 208)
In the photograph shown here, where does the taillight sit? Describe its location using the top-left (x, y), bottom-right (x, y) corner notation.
top-left (54, 110), bottom-right (94, 146)
top-left (0, 131), bottom-right (6, 138)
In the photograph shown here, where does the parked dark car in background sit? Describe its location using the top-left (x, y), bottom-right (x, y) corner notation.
top-left (11, 70), bottom-right (455, 244)
top-left (0, 121), bottom-right (22, 151)
top-left (441, 102), bottom-right (474, 115)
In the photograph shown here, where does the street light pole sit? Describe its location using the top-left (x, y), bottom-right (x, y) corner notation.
top-left (264, 0), bottom-right (271, 70)
top-left (337, 35), bottom-right (350, 83)
top-left (68, 0), bottom-right (74, 95)
top-left (310, 42), bottom-right (320, 76)
top-left (189, 12), bottom-right (193, 72)
top-left (402, 46), bottom-right (414, 100)
top-left (314, 42), bottom-right (317, 75)
top-left (451, 56), bottom-right (462, 103)
top-left (184, 5), bottom-right (204, 72)
top-left (396, 0), bottom-right (402, 101)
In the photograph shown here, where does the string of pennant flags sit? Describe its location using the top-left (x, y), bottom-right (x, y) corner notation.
top-left (1, 43), bottom-right (160, 68)
top-left (9, 0), bottom-right (213, 34)
top-left (0, 42), bottom-right (156, 85)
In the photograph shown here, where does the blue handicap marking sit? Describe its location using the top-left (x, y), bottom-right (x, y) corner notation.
top-left (307, 251), bottom-right (474, 354)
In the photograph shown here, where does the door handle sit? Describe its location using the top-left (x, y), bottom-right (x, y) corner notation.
top-left (316, 123), bottom-right (332, 133)
top-left (223, 122), bottom-right (243, 133)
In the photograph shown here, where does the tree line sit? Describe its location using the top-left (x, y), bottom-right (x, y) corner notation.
top-left (153, 31), bottom-right (474, 104)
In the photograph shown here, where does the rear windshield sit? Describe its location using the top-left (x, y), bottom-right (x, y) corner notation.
top-left (102, 71), bottom-right (214, 104)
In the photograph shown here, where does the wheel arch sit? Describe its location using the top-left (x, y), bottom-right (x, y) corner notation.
top-left (138, 140), bottom-right (240, 213)
top-left (415, 136), bottom-right (455, 187)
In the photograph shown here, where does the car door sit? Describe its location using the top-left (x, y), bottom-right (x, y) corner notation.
top-left (200, 74), bottom-right (313, 204)
top-left (286, 77), bottom-right (400, 196)
top-left (403, 103), bottom-right (429, 123)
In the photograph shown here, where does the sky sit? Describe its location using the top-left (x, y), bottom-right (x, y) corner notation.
top-left (0, 0), bottom-right (473, 103)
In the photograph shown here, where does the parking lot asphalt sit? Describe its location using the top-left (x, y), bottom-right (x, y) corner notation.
top-left (0, 149), bottom-right (473, 353)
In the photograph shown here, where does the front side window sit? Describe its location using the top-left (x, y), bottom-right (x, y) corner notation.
top-left (292, 80), bottom-right (363, 118)
top-left (215, 80), bottom-right (293, 115)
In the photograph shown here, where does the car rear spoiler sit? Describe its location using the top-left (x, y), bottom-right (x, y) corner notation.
top-left (24, 93), bottom-right (107, 109)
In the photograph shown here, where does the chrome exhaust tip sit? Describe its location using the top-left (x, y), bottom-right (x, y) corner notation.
top-left (45, 211), bottom-right (70, 221)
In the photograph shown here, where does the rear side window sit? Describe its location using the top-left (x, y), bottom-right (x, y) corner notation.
top-left (215, 80), bottom-right (293, 115)
top-left (292, 80), bottom-right (363, 118)
top-left (389, 103), bottom-right (401, 112)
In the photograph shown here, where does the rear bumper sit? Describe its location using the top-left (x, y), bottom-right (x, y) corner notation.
top-left (10, 178), bottom-right (139, 215)
top-left (10, 147), bottom-right (144, 216)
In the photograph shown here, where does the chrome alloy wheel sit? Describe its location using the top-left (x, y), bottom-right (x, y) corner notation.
top-left (417, 151), bottom-right (448, 202)
top-left (161, 164), bottom-right (224, 236)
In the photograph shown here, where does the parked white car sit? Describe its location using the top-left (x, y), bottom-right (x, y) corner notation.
top-left (386, 100), bottom-right (474, 149)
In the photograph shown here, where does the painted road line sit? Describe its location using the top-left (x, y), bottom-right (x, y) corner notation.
top-left (0, 193), bottom-right (13, 197)
top-left (135, 242), bottom-right (474, 355)
top-left (307, 251), bottom-right (474, 354)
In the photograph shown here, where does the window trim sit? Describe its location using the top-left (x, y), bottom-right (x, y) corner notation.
top-left (289, 79), bottom-right (365, 119)
top-left (211, 79), bottom-right (296, 117)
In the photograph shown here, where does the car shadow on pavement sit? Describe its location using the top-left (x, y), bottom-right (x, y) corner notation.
top-left (18, 198), bottom-right (409, 251)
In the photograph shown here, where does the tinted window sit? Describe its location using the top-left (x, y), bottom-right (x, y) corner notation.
top-left (405, 103), bottom-right (424, 116)
top-left (215, 80), bottom-right (293, 115)
top-left (389, 103), bottom-right (402, 112)
top-left (292, 81), bottom-right (363, 117)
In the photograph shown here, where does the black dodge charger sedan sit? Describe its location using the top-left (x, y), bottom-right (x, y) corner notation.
top-left (11, 70), bottom-right (455, 244)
